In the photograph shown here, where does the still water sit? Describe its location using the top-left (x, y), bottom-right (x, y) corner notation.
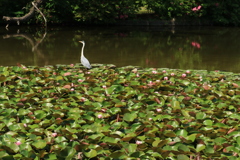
top-left (0, 26), bottom-right (240, 73)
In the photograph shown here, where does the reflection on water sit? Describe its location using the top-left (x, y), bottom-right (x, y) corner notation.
top-left (0, 26), bottom-right (240, 73)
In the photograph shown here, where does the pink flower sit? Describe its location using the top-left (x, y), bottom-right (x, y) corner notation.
top-left (97, 114), bottom-right (103, 119)
top-left (191, 41), bottom-right (201, 48)
top-left (80, 97), bottom-right (86, 102)
top-left (23, 123), bottom-right (27, 127)
top-left (70, 64), bottom-right (74, 67)
top-left (70, 88), bottom-right (75, 91)
top-left (192, 7), bottom-right (197, 11)
top-left (164, 77), bottom-right (168, 80)
top-left (149, 118), bottom-right (153, 121)
top-left (102, 85), bottom-right (107, 89)
top-left (156, 108), bottom-right (162, 112)
top-left (170, 73), bottom-right (175, 76)
top-left (136, 74), bottom-right (139, 77)
top-left (192, 5), bottom-right (201, 11)
top-left (52, 132), bottom-right (57, 137)
top-left (182, 74), bottom-right (187, 78)
top-left (162, 70), bottom-right (166, 73)
top-left (186, 70), bottom-right (191, 74)
top-left (152, 71), bottom-right (157, 74)
top-left (136, 140), bottom-right (143, 145)
top-left (63, 72), bottom-right (71, 76)
top-left (15, 141), bottom-right (21, 146)
top-left (78, 79), bottom-right (84, 82)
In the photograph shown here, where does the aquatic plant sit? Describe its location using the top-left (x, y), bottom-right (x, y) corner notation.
top-left (0, 64), bottom-right (239, 159)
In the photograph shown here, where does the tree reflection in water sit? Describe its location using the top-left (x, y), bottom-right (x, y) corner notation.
top-left (1, 26), bottom-right (240, 73)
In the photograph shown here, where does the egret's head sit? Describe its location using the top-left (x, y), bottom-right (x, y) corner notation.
top-left (79, 41), bottom-right (85, 44)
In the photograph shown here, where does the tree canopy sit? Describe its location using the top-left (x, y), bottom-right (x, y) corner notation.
top-left (1, 0), bottom-right (240, 26)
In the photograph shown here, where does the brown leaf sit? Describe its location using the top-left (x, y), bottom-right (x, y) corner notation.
top-left (63, 85), bottom-right (71, 89)
top-left (154, 97), bottom-right (161, 104)
top-left (232, 83), bottom-right (239, 88)
top-left (227, 128), bottom-right (236, 134)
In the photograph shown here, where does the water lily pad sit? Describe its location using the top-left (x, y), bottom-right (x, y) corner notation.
top-left (32, 140), bottom-right (47, 149)
top-left (84, 149), bottom-right (97, 158)
top-left (123, 112), bottom-right (137, 122)
top-left (177, 154), bottom-right (190, 160)
top-left (196, 112), bottom-right (206, 120)
top-left (196, 144), bottom-right (205, 152)
top-left (0, 64), bottom-right (239, 159)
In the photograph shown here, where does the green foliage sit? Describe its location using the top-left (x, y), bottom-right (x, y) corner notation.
top-left (0, 0), bottom-right (240, 25)
top-left (41, 0), bottom-right (75, 24)
top-left (75, 0), bottom-right (143, 24)
top-left (0, 64), bottom-right (240, 159)
top-left (203, 0), bottom-right (240, 26)
top-left (145, 0), bottom-right (240, 25)
top-left (145, 0), bottom-right (205, 19)
top-left (0, 0), bottom-right (31, 17)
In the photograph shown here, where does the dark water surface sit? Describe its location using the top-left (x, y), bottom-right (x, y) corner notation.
top-left (0, 26), bottom-right (240, 73)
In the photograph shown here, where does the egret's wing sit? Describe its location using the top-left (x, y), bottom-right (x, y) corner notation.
top-left (81, 56), bottom-right (91, 69)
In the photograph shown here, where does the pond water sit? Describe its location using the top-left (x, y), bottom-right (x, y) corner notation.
top-left (0, 25), bottom-right (240, 73)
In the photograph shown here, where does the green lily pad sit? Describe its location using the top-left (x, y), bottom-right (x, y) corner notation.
top-left (123, 112), bottom-right (137, 122)
top-left (84, 149), bottom-right (97, 158)
top-left (32, 140), bottom-right (47, 149)
top-left (196, 144), bottom-right (205, 152)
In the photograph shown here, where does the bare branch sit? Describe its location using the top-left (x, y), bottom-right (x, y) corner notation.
top-left (32, 1), bottom-right (47, 27)
top-left (2, 0), bottom-right (45, 28)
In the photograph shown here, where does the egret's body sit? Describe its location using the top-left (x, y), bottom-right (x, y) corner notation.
top-left (79, 41), bottom-right (91, 69)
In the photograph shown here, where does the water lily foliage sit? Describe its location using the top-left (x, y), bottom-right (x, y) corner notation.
top-left (0, 64), bottom-right (239, 159)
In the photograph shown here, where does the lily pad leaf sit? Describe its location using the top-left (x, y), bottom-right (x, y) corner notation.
top-left (0, 151), bottom-right (9, 158)
top-left (196, 144), bottom-right (205, 152)
top-left (178, 144), bottom-right (190, 152)
top-left (110, 151), bottom-right (125, 159)
top-left (123, 112), bottom-right (137, 122)
top-left (237, 136), bottom-right (240, 145)
top-left (186, 134), bottom-right (197, 142)
top-left (176, 129), bottom-right (188, 137)
top-left (84, 149), bottom-right (97, 158)
top-left (58, 146), bottom-right (76, 160)
top-left (164, 130), bottom-right (176, 137)
top-left (103, 136), bottom-right (119, 144)
top-left (171, 99), bottom-right (181, 110)
top-left (203, 119), bottom-right (213, 126)
top-left (32, 140), bottom-right (46, 149)
top-left (105, 85), bottom-right (119, 95)
top-left (177, 154), bottom-right (190, 160)
top-left (196, 112), bottom-right (206, 119)
top-left (4, 142), bottom-right (19, 153)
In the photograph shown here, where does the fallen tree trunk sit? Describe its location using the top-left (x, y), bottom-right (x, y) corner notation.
top-left (2, 0), bottom-right (44, 26)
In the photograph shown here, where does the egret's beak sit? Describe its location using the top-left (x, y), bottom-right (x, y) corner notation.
top-left (79, 41), bottom-right (83, 43)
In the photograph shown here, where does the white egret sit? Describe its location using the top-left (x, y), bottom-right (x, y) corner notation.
top-left (79, 41), bottom-right (92, 69)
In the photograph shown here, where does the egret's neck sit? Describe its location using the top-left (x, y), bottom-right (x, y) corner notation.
top-left (81, 43), bottom-right (85, 57)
